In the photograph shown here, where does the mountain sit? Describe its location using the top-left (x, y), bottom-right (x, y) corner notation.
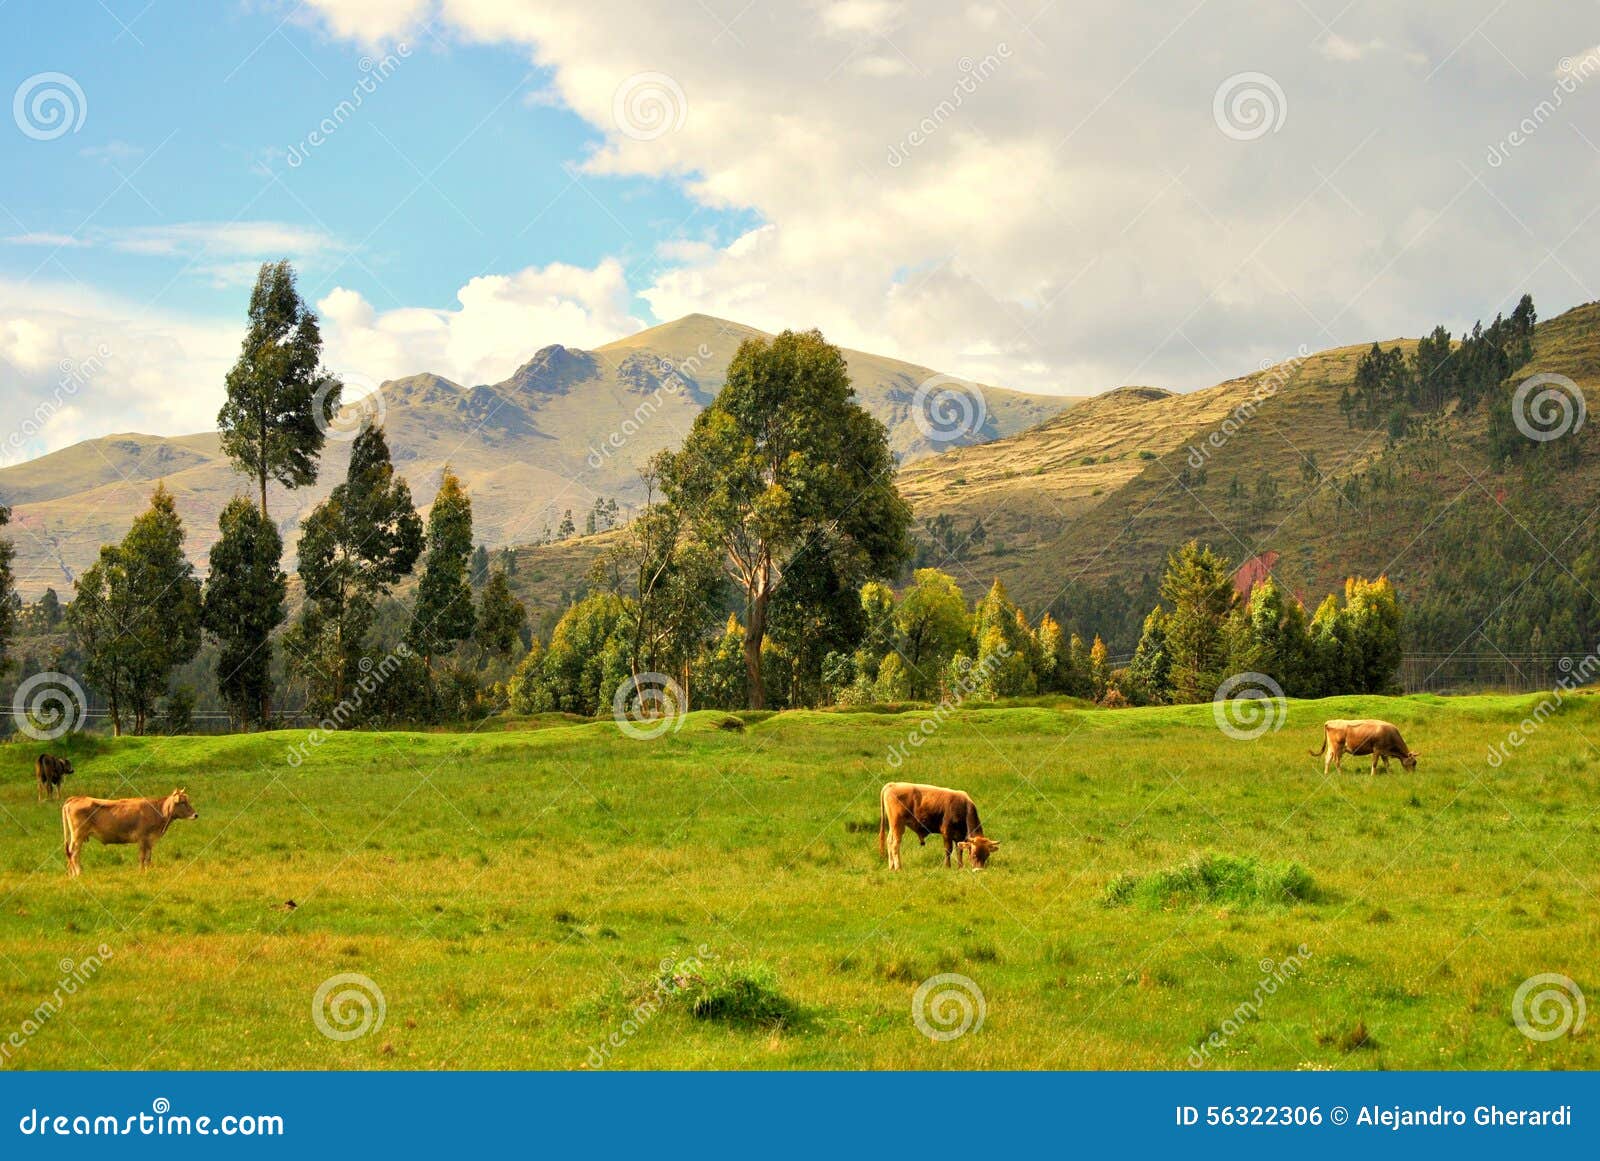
top-left (0, 314), bottom-right (1081, 598)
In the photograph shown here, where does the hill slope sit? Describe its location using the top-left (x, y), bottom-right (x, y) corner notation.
top-left (0, 314), bottom-right (1080, 597)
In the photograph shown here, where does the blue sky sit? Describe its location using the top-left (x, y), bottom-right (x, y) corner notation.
top-left (0, 3), bottom-right (749, 326)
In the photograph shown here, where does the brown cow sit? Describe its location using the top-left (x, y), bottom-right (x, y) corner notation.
top-left (62, 789), bottom-right (198, 877)
top-left (879, 782), bottom-right (1000, 870)
top-left (1311, 719), bottom-right (1418, 776)
top-left (35, 754), bottom-right (73, 801)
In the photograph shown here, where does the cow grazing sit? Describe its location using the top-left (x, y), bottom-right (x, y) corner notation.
top-left (1311, 719), bottom-right (1418, 776)
top-left (62, 789), bottom-right (198, 877)
top-left (879, 782), bottom-right (1000, 871)
top-left (35, 754), bottom-right (73, 801)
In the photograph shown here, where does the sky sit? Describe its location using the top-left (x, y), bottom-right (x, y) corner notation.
top-left (3, 0), bottom-right (1599, 464)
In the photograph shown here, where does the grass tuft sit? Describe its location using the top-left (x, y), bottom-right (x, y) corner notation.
top-left (1102, 852), bottom-right (1317, 910)
top-left (665, 960), bottom-right (799, 1027)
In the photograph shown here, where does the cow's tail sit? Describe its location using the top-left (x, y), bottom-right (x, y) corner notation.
top-left (1309, 733), bottom-right (1327, 758)
top-left (61, 803), bottom-right (73, 861)
top-left (878, 786), bottom-right (887, 857)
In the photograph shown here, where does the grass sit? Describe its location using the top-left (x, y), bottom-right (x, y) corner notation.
top-left (0, 691), bottom-right (1596, 1070)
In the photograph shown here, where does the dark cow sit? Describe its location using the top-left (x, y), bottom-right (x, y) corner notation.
top-left (62, 789), bottom-right (198, 877)
top-left (1311, 719), bottom-right (1418, 776)
top-left (878, 781), bottom-right (1000, 870)
top-left (35, 754), bottom-right (73, 801)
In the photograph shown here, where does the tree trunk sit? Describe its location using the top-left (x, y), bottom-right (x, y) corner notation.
top-left (745, 561), bottom-right (769, 710)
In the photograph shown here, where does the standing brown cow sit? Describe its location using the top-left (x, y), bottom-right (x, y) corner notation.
top-left (62, 789), bottom-right (198, 877)
top-left (35, 754), bottom-right (73, 800)
top-left (879, 782), bottom-right (1000, 870)
top-left (1311, 719), bottom-right (1418, 776)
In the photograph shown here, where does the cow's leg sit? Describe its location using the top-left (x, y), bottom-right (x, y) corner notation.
top-left (888, 823), bottom-right (902, 871)
top-left (139, 840), bottom-right (152, 870)
top-left (942, 830), bottom-right (954, 868)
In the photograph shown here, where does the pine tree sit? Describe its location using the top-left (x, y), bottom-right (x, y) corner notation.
top-left (1160, 540), bottom-right (1237, 703)
top-left (409, 469), bottom-right (477, 662)
top-left (69, 485), bottom-right (202, 734)
top-left (202, 497), bottom-right (287, 727)
top-left (217, 261), bottom-right (342, 517)
top-left (1125, 606), bottom-right (1172, 704)
top-left (289, 424), bottom-right (423, 713)
top-left (475, 569), bottom-right (527, 658)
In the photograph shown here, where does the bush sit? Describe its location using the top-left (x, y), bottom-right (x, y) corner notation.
top-left (665, 960), bottom-right (798, 1027)
top-left (1102, 853), bottom-right (1316, 910)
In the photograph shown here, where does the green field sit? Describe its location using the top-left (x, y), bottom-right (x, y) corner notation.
top-left (0, 692), bottom-right (1595, 1070)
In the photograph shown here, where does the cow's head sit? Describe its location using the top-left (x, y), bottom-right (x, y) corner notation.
top-left (958, 836), bottom-right (1001, 869)
top-left (1402, 750), bottom-right (1419, 772)
top-left (166, 789), bottom-right (198, 821)
top-left (58, 758), bottom-right (74, 776)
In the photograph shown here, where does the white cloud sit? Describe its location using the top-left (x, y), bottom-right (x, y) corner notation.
top-left (0, 280), bottom-right (237, 465)
top-left (291, 0), bottom-right (1597, 398)
top-left (317, 258), bottom-right (646, 387)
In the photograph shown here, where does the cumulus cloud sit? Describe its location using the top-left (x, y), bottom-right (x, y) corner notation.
top-left (292, 0), bottom-right (1599, 397)
top-left (317, 258), bottom-right (646, 387)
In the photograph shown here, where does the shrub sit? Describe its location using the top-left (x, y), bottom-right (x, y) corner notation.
top-left (666, 960), bottom-right (798, 1027)
top-left (1102, 852), bottom-right (1316, 910)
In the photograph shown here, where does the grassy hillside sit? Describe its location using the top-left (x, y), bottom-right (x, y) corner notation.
top-left (0, 314), bottom-right (1080, 599)
top-left (1, 693), bottom-right (1595, 1069)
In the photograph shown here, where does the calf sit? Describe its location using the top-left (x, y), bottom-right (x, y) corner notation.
top-left (1311, 719), bottom-right (1418, 776)
top-left (62, 789), bottom-right (198, 877)
top-left (35, 754), bottom-right (73, 801)
top-left (879, 781), bottom-right (1001, 870)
